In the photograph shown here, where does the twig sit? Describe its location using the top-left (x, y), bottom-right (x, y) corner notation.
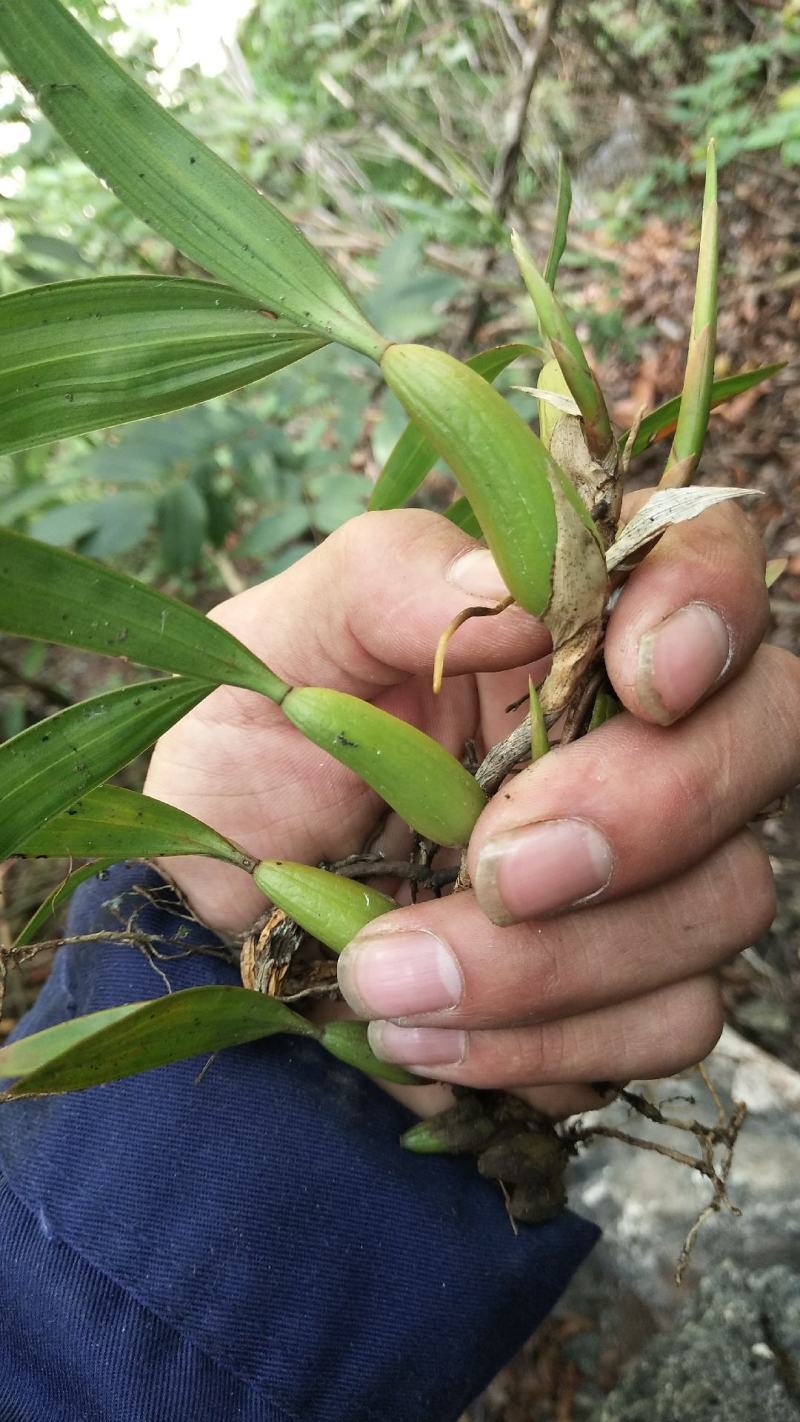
top-left (567, 1072), bottom-right (748, 1283)
top-left (208, 549), bottom-right (247, 597)
top-left (322, 853), bottom-right (458, 892)
top-left (474, 702), bottom-right (563, 794)
top-left (698, 1060), bottom-right (726, 1125)
top-left (560, 662), bottom-right (605, 745)
top-left (569, 1123), bottom-right (708, 1175)
top-left (455, 0), bottom-right (564, 352)
top-left (675, 1100), bottom-right (747, 1284)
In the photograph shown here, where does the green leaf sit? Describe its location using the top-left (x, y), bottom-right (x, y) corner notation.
top-left (17, 785), bottom-right (255, 870)
top-left (238, 506), bottom-right (310, 559)
top-left (0, 677), bottom-right (213, 860)
top-left (0, 528), bottom-right (289, 701)
top-left (82, 493), bottom-right (156, 561)
top-left (253, 859), bottom-right (395, 954)
top-left (529, 678), bottom-right (549, 761)
top-left (363, 232), bottom-right (463, 341)
top-left (13, 858), bottom-right (115, 950)
top-left (0, 0), bottom-right (385, 360)
top-left (511, 231), bottom-right (614, 459)
top-left (543, 155), bottom-right (572, 291)
top-left (663, 140), bottom-right (718, 488)
top-left (381, 345), bottom-right (607, 716)
top-left (587, 688), bottom-right (621, 732)
top-left (319, 1020), bottom-right (420, 1085)
top-left (0, 277), bottom-right (328, 456)
top-left (533, 358), bottom-right (577, 451)
top-left (21, 233), bottom-right (90, 270)
top-left (619, 363), bottom-right (785, 457)
top-left (380, 344), bottom-right (557, 615)
top-left (158, 482), bottom-right (208, 574)
top-left (312, 475), bottom-right (368, 534)
top-left (443, 496), bottom-right (482, 539)
top-left (369, 344), bottom-right (539, 512)
top-left (0, 986), bottom-right (315, 1097)
top-left (765, 558), bottom-right (787, 590)
top-left (282, 685), bottom-right (487, 847)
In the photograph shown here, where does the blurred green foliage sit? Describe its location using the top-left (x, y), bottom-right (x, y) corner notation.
top-left (0, 0), bottom-right (795, 590)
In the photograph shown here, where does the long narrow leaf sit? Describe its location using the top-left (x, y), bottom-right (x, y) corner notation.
top-left (13, 858), bottom-right (115, 950)
top-left (662, 140), bottom-right (718, 488)
top-left (0, 529), bottom-right (289, 701)
top-left (0, 277), bottom-right (328, 455)
top-left (320, 1021), bottom-right (419, 1085)
top-left (529, 678), bottom-right (549, 762)
top-left (620, 363), bottom-right (784, 457)
top-left (0, 986), bottom-right (315, 1097)
top-left (543, 155), bottom-right (572, 291)
top-left (511, 230), bottom-right (613, 458)
top-left (17, 786), bottom-right (256, 871)
top-left (369, 343), bottom-right (539, 511)
top-left (444, 496), bottom-right (482, 539)
top-left (0, 677), bottom-right (213, 859)
top-left (0, 0), bottom-right (384, 360)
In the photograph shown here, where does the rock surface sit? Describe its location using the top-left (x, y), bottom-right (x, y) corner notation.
top-left (600, 1261), bottom-right (800, 1421)
top-left (552, 1027), bottom-right (800, 1418)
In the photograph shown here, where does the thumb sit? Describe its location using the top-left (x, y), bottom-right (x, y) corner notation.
top-left (210, 508), bottom-right (550, 699)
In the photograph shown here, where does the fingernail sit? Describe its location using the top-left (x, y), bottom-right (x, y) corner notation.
top-left (637, 603), bottom-right (730, 724)
top-left (446, 548), bottom-right (509, 600)
top-left (338, 930), bottom-right (463, 1019)
top-left (368, 1020), bottom-right (467, 1067)
top-left (475, 818), bottom-right (614, 925)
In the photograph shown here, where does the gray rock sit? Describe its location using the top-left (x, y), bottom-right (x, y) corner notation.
top-left (542, 1028), bottom-right (800, 1418)
top-left (600, 1261), bottom-right (800, 1421)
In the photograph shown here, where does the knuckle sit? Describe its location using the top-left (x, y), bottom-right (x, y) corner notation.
top-left (769, 642), bottom-right (800, 726)
top-left (521, 933), bottom-right (566, 1017)
top-left (626, 979), bottom-right (723, 1078)
top-left (676, 977), bottom-right (725, 1067)
top-left (725, 831), bottom-right (777, 944)
top-left (759, 646), bottom-right (800, 787)
top-left (511, 1019), bottom-right (565, 1084)
top-left (658, 741), bottom-right (713, 834)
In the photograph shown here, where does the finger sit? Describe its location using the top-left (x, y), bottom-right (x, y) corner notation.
top-left (367, 975), bottom-right (724, 1088)
top-left (209, 509), bottom-right (548, 698)
top-left (337, 830), bottom-right (774, 1028)
top-left (607, 497), bottom-right (768, 725)
top-left (378, 1072), bottom-right (613, 1122)
top-left (465, 643), bottom-right (800, 926)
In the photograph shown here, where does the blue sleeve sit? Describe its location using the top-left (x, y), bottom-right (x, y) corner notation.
top-left (0, 862), bottom-right (598, 1422)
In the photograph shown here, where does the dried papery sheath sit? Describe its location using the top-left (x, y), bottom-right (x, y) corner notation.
top-left (606, 486), bottom-right (756, 574)
top-left (534, 359), bottom-right (622, 542)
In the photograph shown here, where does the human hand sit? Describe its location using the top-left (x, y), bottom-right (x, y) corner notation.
top-left (145, 502), bottom-right (798, 1112)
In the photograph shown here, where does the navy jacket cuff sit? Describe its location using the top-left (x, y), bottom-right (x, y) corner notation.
top-left (0, 861), bottom-right (598, 1422)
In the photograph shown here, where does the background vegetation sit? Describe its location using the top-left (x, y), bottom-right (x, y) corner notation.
top-left (0, 0), bottom-right (796, 601)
